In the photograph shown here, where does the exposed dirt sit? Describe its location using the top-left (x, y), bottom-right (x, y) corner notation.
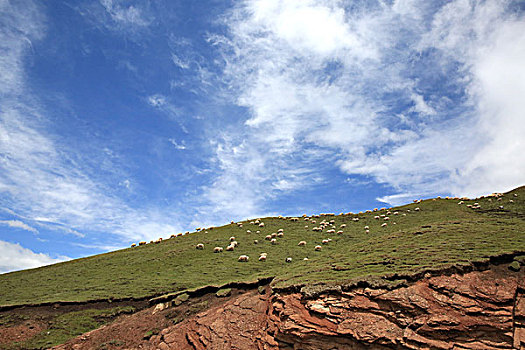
top-left (40, 263), bottom-right (525, 350)
top-left (0, 320), bottom-right (46, 345)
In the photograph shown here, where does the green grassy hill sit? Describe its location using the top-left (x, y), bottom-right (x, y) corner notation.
top-left (1, 187), bottom-right (524, 307)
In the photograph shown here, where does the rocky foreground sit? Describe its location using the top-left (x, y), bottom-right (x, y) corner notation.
top-left (54, 261), bottom-right (524, 350)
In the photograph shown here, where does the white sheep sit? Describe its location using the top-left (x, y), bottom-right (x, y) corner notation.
top-left (340, 224), bottom-right (346, 228)
top-left (265, 235), bottom-right (272, 241)
top-left (298, 241), bottom-right (307, 246)
top-left (238, 255), bottom-right (249, 262)
top-left (322, 239), bottom-right (329, 244)
top-left (226, 245), bottom-right (235, 251)
top-left (259, 222), bottom-right (265, 227)
top-left (285, 257), bottom-right (292, 263)
top-left (337, 230), bottom-right (343, 235)
top-left (231, 241), bottom-right (239, 247)
top-left (381, 223), bottom-right (387, 227)
top-left (259, 255), bottom-right (267, 261)
top-left (214, 247), bottom-right (223, 253)
top-left (374, 216), bottom-right (380, 220)
top-left (304, 257), bottom-right (309, 261)
top-left (277, 228), bottom-right (284, 233)
top-left (246, 230), bottom-right (251, 234)
top-left (364, 226), bottom-right (369, 229)
top-left (271, 238), bottom-right (277, 245)
top-left (315, 245), bottom-right (322, 251)
top-left (271, 232), bottom-right (277, 238)
top-left (230, 236), bottom-right (236, 242)
top-left (196, 243), bottom-right (204, 250)
top-left (415, 207), bottom-right (420, 211)
top-left (254, 240), bottom-right (259, 244)
top-left (277, 232), bottom-right (284, 237)
top-left (326, 229), bottom-right (335, 234)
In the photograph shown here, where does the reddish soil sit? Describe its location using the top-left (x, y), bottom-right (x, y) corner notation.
top-left (2, 263), bottom-right (523, 349)
top-left (50, 264), bottom-right (524, 350)
top-left (0, 320), bottom-right (45, 345)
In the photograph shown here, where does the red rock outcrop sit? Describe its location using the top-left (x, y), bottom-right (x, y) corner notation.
top-left (146, 265), bottom-right (524, 350)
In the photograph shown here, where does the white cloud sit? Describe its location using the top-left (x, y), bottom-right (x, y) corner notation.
top-left (99, 0), bottom-right (150, 27)
top-left (0, 1), bottom-right (182, 243)
top-left (168, 138), bottom-right (187, 150)
top-left (0, 240), bottom-right (68, 274)
top-left (0, 220), bottom-right (38, 233)
top-left (204, 0), bottom-right (525, 213)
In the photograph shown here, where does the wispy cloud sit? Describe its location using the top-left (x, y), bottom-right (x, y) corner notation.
top-left (202, 0), bottom-right (525, 213)
top-left (0, 240), bottom-right (68, 274)
top-left (99, 0), bottom-right (151, 28)
top-left (0, 1), bottom-right (182, 247)
top-left (0, 220), bottom-right (38, 233)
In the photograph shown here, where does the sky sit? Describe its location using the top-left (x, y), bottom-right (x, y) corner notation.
top-left (1, 0), bottom-right (524, 273)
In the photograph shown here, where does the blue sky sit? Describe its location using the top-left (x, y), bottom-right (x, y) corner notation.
top-left (1, 0), bottom-right (524, 273)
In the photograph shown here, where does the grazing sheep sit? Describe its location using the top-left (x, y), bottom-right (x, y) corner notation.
top-left (285, 257), bottom-right (292, 263)
top-left (139, 241), bottom-right (146, 246)
top-left (312, 227), bottom-right (322, 232)
top-left (265, 235), bottom-right (272, 240)
top-left (230, 236), bottom-right (236, 242)
top-left (260, 252), bottom-right (267, 257)
top-left (271, 238), bottom-right (277, 245)
top-left (352, 217), bottom-right (360, 222)
top-left (231, 241), bottom-right (239, 247)
top-left (214, 247), bottom-right (223, 253)
top-left (238, 255), bottom-right (249, 262)
top-left (226, 245), bottom-right (234, 251)
top-left (393, 211), bottom-right (399, 215)
top-left (254, 240), bottom-right (259, 244)
top-left (304, 257), bottom-right (309, 261)
top-left (259, 223), bottom-right (265, 227)
top-left (322, 239), bottom-right (329, 244)
top-left (277, 228), bottom-right (284, 233)
top-left (384, 217), bottom-right (389, 221)
top-left (298, 241), bottom-right (307, 246)
top-left (337, 230), bottom-right (343, 235)
top-left (374, 216), bottom-right (380, 220)
top-left (340, 224), bottom-right (346, 228)
top-left (196, 243), bottom-right (204, 250)
top-left (290, 217), bottom-right (299, 222)
top-left (509, 199), bottom-right (514, 203)
top-left (131, 243), bottom-right (136, 247)
top-left (246, 230), bottom-right (251, 234)
top-left (277, 232), bottom-right (284, 237)
top-left (458, 201), bottom-right (464, 205)
top-left (259, 255), bottom-right (267, 261)
top-left (231, 221), bottom-right (235, 224)
top-left (364, 226), bottom-right (369, 230)
top-left (256, 230), bottom-right (260, 234)
top-left (514, 193), bottom-right (518, 197)
top-left (365, 229), bottom-right (370, 234)
top-left (271, 232), bottom-right (277, 238)
top-left (250, 221), bottom-right (254, 225)
top-left (170, 234), bottom-right (176, 238)
top-left (381, 223), bottom-right (387, 227)
top-left (254, 219), bottom-right (260, 224)
top-left (326, 229), bottom-right (336, 234)
top-left (315, 245), bottom-right (322, 251)
top-left (415, 207), bottom-right (420, 211)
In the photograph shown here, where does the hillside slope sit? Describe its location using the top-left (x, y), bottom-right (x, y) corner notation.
top-left (1, 187), bottom-right (524, 307)
top-left (0, 187), bottom-right (524, 349)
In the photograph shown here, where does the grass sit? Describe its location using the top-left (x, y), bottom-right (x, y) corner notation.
top-left (0, 187), bottom-right (524, 307)
top-left (6, 306), bottom-right (135, 349)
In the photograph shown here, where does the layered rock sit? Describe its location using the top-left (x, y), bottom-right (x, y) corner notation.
top-left (148, 265), bottom-right (524, 349)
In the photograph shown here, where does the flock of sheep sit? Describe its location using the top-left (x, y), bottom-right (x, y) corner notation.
top-left (129, 192), bottom-right (519, 263)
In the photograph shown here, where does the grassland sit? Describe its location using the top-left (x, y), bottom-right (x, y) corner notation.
top-left (0, 187), bottom-right (524, 307)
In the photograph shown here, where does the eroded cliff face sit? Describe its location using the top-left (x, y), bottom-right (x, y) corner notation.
top-left (144, 265), bottom-right (524, 350)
